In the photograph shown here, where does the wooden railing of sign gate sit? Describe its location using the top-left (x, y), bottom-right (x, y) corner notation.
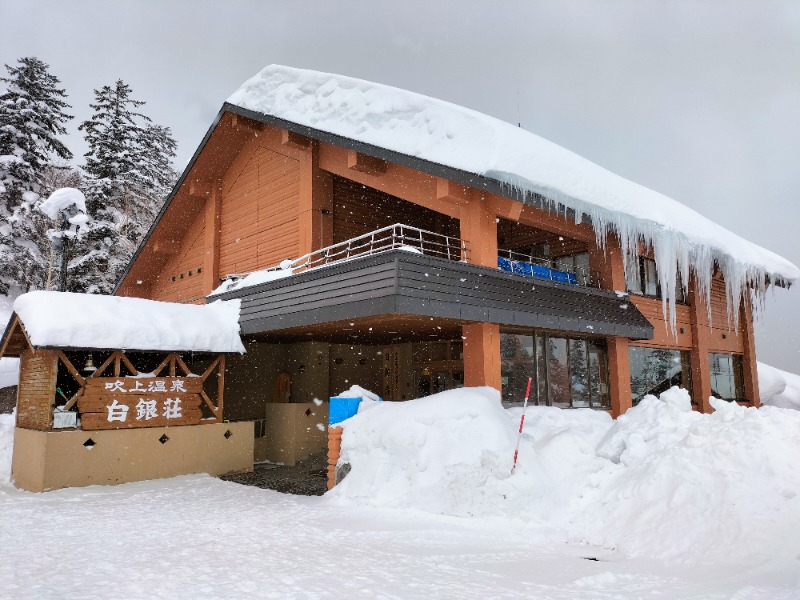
top-left (59, 351), bottom-right (225, 423)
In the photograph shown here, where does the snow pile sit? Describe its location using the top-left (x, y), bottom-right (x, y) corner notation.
top-left (13, 291), bottom-right (245, 353)
top-left (0, 357), bottom-right (19, 389)
top-left (228, 65), bottom-right (799, 328)
top-left (758, 362), bottom-right (800, 410)
top-left (213, 264), bottom-right (294, 294)
top-left (331, 387), bottom-right (800, 563)
top-left (0, 411), bottom-right (14, 482)
top-left (333, 384), bottom-right (381, 402)
top-left (38, 187), bottom-right (86, 220)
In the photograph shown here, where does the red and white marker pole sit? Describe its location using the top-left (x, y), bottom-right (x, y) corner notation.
top-left (511, 377), bottom-right (533, 474)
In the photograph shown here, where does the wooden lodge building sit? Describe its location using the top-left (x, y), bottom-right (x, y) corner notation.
top-left (116, 66), bottom-right (794, 425)
top-left (5, 66), bottom-right (797, 490)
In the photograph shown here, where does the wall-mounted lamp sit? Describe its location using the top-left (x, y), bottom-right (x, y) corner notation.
top-left (83, 354), bottom-right (97, 373)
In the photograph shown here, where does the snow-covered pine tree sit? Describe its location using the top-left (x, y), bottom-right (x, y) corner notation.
top-left (73, 80), bottom-right (176, 294)
top-left (0, 57), bottom-right (73, 295)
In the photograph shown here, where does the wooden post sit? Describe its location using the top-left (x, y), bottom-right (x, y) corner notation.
top-left (459, 193), bottom-right (497, 268)
top-left (462, 322), bottom-right (502, 391)
top-left (740, 298), bottom-right (760, 407)
top-left (689, 277), bottom-right (713, 413)
top-left (590, 234), bottom-right (633, 417)
top-left (607, 338), bottom-right (632, 417)
top-left (203, 182), bottom-right (221, 296)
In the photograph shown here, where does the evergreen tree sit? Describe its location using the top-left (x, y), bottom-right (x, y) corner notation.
top-left (73, 80), bottom-right (176, 294)
top-left (0, 57), bottom-right (73, 294)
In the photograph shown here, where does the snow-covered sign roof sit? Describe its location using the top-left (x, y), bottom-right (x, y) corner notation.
top-left (12, 291), bottom-right (245, 353)
top-left (227, 65), bottom-right (799, 326)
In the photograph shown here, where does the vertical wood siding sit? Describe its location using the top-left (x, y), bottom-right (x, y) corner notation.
top-left (150, 212), bottom-right (206, 302)
top-left (219, 145), bottom-right (300, 276)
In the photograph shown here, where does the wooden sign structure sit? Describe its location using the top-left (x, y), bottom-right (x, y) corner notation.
top-left (62, 351), bottom-right (225, 431)
top-left (78, 377), bottom-right (204, 430)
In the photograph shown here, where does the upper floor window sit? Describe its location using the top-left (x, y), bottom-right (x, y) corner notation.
top-left (626, 256), bottom-right (686, 303)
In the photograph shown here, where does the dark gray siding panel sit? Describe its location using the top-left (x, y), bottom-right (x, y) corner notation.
top-left (214, 250), bottom-right (654, 340)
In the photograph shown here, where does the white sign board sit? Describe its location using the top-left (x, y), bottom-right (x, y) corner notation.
top-left (53, 410), bottom-right (78, 429)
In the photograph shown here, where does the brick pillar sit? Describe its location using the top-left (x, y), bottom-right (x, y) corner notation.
top-left (689, 278), bottom-right (713, 413)
top-left (327, 426), bottom-right (342, 490)
top-left (462, 322), bottom-right (502, 392)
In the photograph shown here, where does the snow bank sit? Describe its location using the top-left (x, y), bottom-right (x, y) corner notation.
top-left (13, 291), bottom-right (245, 353)
top-left (228, 65), bottom-right (799, 328)
top-left (758, 362), bottom-right (800, 410)
top-left (330, 386), bottom-right (800, 563)
top-left (0, 411), bottom-right (14, 482)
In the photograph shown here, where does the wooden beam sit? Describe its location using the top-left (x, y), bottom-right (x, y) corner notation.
top-left (231, 113), bottom-right (265, 132)
top-left (347, 150), bottom-right (387, 175)
top-left (436, 178), bottom-right (470, 205)
top-left (217, 354), bottom-right (225, 421)
top-left (119, 352), bottom-right (139, 376)
top-left (281, 129), bottom-right (312, 150)
top-left (202, 182), bottom-right (222, 296)
top-left (56, 350), bottom-right (85, 387)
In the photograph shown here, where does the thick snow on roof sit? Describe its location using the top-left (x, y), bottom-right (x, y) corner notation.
top-left (13, 291), bottom-right (245, 353)
top-left (228, 65), bottom-right (799, 325)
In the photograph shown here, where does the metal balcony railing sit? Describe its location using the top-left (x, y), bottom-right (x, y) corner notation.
top-left (224, 223), bottom-right (469, 282)
top-left (497, 249), bottom-right (594, 287)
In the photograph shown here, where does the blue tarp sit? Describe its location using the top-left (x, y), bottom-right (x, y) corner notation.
top-left (498, 256), bottom-right (577, 285)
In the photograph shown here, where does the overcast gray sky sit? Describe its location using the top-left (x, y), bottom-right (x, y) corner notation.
top-left (2, 0), bottom-right (799, 371)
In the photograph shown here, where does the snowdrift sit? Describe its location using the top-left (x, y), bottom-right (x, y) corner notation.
top-left (330, 387), bottom-right (800, 564)
top-left (758, 362), bottom-right (800, 410)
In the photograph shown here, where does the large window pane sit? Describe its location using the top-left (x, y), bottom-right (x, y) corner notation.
top-left (535, 333), bottom-right (548, 406)
top-left (547, 337), bottom-right (570, 407)
top-left (710, 353), bottom-right (745, 400)
top-left (500, 333), bottom-right (534, 405)
top-left (588, 339), bottom-right (610, 408)
top-left (568, 339), bottom-right (590, 407)
top-left (630, 347), bottom-right (693, 405)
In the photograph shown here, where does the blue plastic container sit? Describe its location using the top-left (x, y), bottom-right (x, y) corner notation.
top-left (329, 397), bottom-right (362, 425)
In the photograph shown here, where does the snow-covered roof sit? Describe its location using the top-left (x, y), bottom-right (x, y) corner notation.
top-left (227, 65), bottom-right (799, 325)
top-left (12, 291), bottom-right (245, 353)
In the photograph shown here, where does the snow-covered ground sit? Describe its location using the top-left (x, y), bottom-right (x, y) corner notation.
top-left (2, 387), bottom-right (799, 599)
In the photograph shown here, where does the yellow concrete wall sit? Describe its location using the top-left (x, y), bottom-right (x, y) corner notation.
top-left (11, 422), bottom-right (254, 493)
top-left (258, 402), bottom-right (329, 465)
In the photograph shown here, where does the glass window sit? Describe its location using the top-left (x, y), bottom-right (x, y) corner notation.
top-left (642, 258), bottom-right (659, 296)
top-left (588, 339), bottom-right (610, 409)
top-left (626, 257), bottom-right (686, 303)
top-left (546, 337), bottom-right (570, 408)
top-left (568, 339), bottom-right (590, 407)
top-left (502, 329), bottom-right (610, 409)
top-left (709, 353), bottom-right (745, 401)
top-left (500, 332), bottom-right (535, 404)
top-left (629, 346), bottom-right (693, 405)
